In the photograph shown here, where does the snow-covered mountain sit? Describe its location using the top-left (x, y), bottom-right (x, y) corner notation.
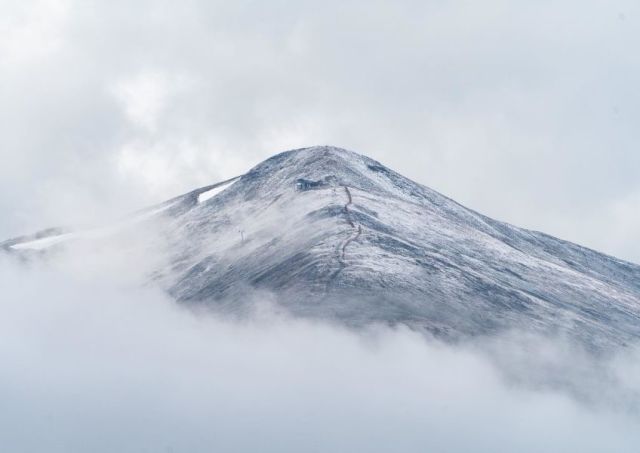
top-left (4, 146), bottom-right (640, 349)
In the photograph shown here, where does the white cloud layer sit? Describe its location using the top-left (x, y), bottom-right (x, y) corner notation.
top-left (1, 252), bottom-right (640, 452)
top-left (0, 0), bottom-right (639, 262)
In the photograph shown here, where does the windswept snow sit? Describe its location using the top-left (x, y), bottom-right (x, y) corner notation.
top-left (10, 233), bottom-right (75, 250)
top-left (129, 200), bottom-right (178, 222)
top-left (7, 200), bottom-right (179, 252)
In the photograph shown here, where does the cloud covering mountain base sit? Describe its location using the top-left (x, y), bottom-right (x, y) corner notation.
top-left (1, 256), bottom-right (640, 453)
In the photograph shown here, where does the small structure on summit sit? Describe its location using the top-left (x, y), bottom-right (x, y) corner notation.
top-left (295, 175), bottom-right (338, 191)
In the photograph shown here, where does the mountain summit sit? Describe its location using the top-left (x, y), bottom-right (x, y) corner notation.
top-left (4, 146), bottom-right (640, 348)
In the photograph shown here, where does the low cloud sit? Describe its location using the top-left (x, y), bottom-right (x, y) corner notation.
top-left (1, 252), bottom-right (640, 453)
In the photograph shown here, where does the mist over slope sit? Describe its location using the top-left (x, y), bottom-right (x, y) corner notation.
top-left (2, 257), bottom-right (640, 453)
top-left (4, 146), bottom-right (640, 350)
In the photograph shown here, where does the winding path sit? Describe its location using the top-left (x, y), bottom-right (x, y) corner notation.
top-left (339, 186), bottom-right (362, 263)
top-left (324, 186), bottom-right (363, 294)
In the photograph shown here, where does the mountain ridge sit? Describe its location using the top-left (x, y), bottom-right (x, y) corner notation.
top-left (3, 146), bottom-right (640, 349)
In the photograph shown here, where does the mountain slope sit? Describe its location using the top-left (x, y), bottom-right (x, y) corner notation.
top-left (4, 146), bottom-right (640, 349)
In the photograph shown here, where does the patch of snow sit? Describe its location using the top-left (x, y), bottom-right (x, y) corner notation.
top-left (198, 180), bottom-right (235, 203)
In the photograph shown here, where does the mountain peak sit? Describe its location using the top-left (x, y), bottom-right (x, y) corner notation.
top-left (232, 145), bottom-right (423, 209)
top-left (244, 145), bottom-right (388, 184)
top-left (264, 145), bottom-right (371, 163)
top-left (4, 146), bottom-right (640, 350)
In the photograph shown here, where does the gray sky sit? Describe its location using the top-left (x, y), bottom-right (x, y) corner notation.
top-left (1, 0), bottom-right (639, 263)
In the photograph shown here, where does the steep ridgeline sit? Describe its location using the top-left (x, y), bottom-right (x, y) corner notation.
top-left (4, 146), bottom-right (640, 349)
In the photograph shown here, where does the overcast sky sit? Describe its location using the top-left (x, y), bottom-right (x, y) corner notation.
top-left (1, 0), bottom-right (638, 262)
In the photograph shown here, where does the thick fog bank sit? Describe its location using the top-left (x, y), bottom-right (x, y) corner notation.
top-left (1, 257), bottom-right (639, 453)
